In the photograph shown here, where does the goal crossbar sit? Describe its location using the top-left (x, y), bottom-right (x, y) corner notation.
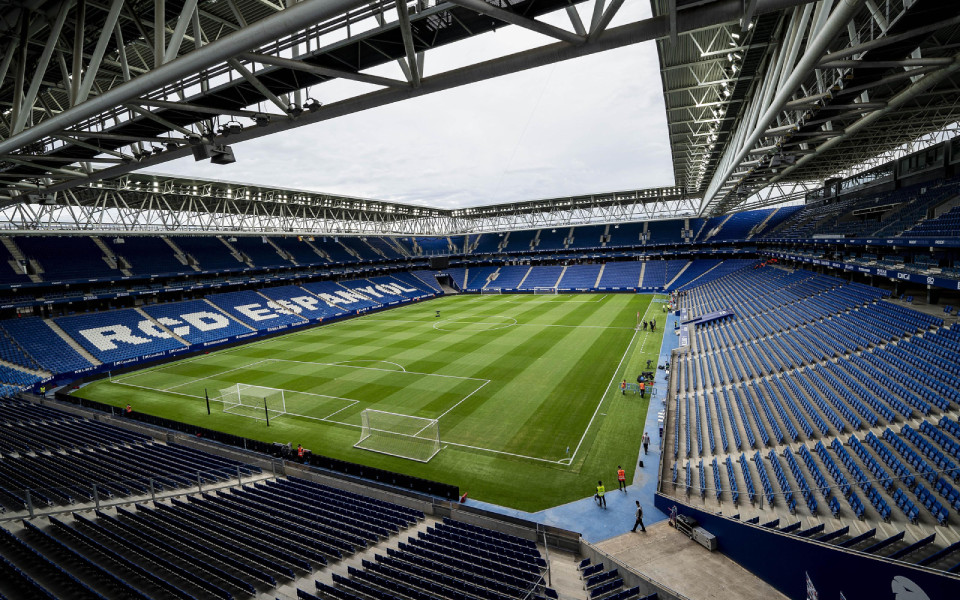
top-left (355, 409), bottom-right (441, 462)
top-left (219, 383), bottom-right (287, 421)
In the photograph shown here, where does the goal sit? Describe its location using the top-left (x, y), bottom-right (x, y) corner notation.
top-left (219, 383), bottom-right (287, 420)
top-left (481, 288), bottom-right (502, 294)
top-left (354, 409), bottom-right (441, 462)
top-left (533, 287), bottom-right (557, 295)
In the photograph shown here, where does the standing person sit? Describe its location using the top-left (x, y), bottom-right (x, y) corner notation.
top-left (631, 500), bottom-right (646, 532)
top-left (642, 321), bottom-right (647, 331)
top-left (617, 466), bottom-right (627, 491)
top-left (652, 320), bottom-right (656, 331)
top-left (639, 380), bottom-right (646, 398)
top-left (124, 404), bottom-right (133, 417)
top-left (297, 444), bottom-right (305, 463)
top-left (642, 432), bottom-right (650, 455)
top-left (621, 380), bottom-right (626, 395)
top-left (595, 481), bottom-right (606, 508)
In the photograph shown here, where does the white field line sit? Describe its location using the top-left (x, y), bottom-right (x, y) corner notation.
top-left (370, 318), bottom-right (635, 330)
top-left (435, 379), bottom-right (491, 421)
top-left (161, 359), bottom-right (271, 392)
top-left (318, 398), bottom-right (360, 420)
top-left (330, 360), bottom-right (406, 372)
top-left (564, 297), bottom-right (658, 464)
top-left (261, 357), bottom-right (490, 383)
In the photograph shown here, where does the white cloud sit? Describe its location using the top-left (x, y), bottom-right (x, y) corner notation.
top-left (156, 2), bottom-right (672, 208)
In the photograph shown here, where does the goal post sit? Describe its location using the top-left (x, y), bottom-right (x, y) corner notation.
top-left (219, 383), bottom-right (287, 421)
top-left (354, 409), bottom-right (441, 462)
top-left (480, 288), bottom-right (502, 294)
top-left (533, 287), bottom-right (558, 295)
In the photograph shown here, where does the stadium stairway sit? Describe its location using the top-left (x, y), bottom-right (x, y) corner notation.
top-left (133, 307), bottom-right (191, 346)
top-left (42, 318), bottom-right (101, 366)
top-left (662, 261), bottom-right (690, 290)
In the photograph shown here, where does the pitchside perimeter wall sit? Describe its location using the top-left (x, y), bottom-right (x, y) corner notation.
top-left (653, 493), bottom-right (960, 600)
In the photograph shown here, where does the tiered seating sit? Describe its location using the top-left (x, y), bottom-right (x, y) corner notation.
top-left (597, 262), bottom-right (642, 289)
top-left (108, 235), bottom-right (187, 275)
top-left (313, 517), bottom-right (552, 600)
top-left (502, 230), bottom-right (538, 254)
top-left (710, 211), bottom-right (770, 241)
top-left (557, 264), bottom-right (602, 290)
top-left (300, 281), bottom-right (379, 313)
top-left (464, 266), bottom-right (499, 290)
top-left (337, 238), bottom-right (380, 262)
top-left (17, 236), bottom-right (115, 281)
top-left (518, 266), bottom-right (564, 290)
top-left (488, 266), bottom-right (529, 290)
top-left (904, 205), bottom-right (960, 237)
top-left (0, 317), bottom-right (91, 373)
top-left (605, 223), bottom-right (644, 248)
top-left (641, 261), bottom-right (667, 288)
top-left (269, 236), bottom-right (327, 264)
top-left (172, 236), bottom-right (245, 270)
top-left (767, 450), bottom-right (796, 513)
top-left (142, 299), bottom-right (252, 343)
top-left (205, 290), bottom-right (306, 331)
top-left (55, 309), bottom-right (186, 363)
top-left (230, 237), bottom-right (291, 267)
top-left (257, 285), bottom-right (339, 320)
top-left (645, 220), bottom-right (684, 244)
top-left (535, 229), bottom-right (568, 251)
top-left (566, 225), bottom-right (605, 249)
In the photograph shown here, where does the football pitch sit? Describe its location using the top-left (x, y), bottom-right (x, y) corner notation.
top-left (72, 292), bottom-right (668, 511)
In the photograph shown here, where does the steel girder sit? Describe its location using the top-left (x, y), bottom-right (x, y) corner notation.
top-left (0, 0), bottom-right (818, 205)
top-left (692, 0), bottom-right (960, 216)
top-left (0, 172), bottom-right (697, 234)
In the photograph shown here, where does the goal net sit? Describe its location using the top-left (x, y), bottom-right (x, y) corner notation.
top-left (354, 409), bottom-right (441, 462)
top-left (219, 383), bottom-right (287, 420)
top-left (533, 287), bottom-right (557, 295)
top-left (481, 288), bottom-right (502, 294)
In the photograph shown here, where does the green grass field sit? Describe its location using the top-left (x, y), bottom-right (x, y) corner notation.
top-left (71, 293), bottom-right (667, 511)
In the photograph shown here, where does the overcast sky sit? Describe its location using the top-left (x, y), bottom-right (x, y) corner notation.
top-left (155, 2), bottom-right (672, 208)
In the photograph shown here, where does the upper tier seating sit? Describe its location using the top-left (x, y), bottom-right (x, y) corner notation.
top-left (529, 228), bottom-right (562, 252)
top-left (606, 223), bottom-right (644, 248)
top-left (710, 210), bottom-right (772, 241)
top-left (903, 205), bottom-right (960, 237)
top-left (337, 238), bottom-right (381, 262)
top-left (17, 236), bottom-right (115, 281)
top-left (646, 220), bottom-right (684, 244)
top-left (503, 230), bottom-right (538, 254)
top-left (415, 237), bottom-right (450, 255)
top-left (472, 233), bottom-right (504, 254)
top-left (229, 237), bottom-right (291, 268)
top-left (107, 236), bottom-right (187, 275)
top-left (567, 225), bottom-right (606, 249)
top-left (313, 237), bottom-right (356, 263)
top-left (55, 309), bottom-right (186, 363)
top-left (172, 237), bottom-right (244, 270)
top-left (270, 236), bottom-right (329, 264)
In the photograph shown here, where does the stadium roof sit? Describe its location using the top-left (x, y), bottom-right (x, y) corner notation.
top-left (654, 0), bottom-right (960, 215)
top-left (1, 0), bottom-right (958, 226)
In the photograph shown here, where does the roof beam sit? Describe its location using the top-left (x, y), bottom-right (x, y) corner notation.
top-left (446, 0), bottom-right (583, 45)
top-left (240, 51), bottom-right (407, 88)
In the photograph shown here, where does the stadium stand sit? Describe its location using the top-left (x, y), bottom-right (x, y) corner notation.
top-left (557, 264), bottom-right (602, 290)
top-left (597, 262), bottom-right (643, 289)
top-left (16, 236), bottom-right (115, 281)
top-left (55, 309), bottom-right (187, 363)
top-left (205, 290), bottom-right (306, 331)
top-left (519, 265), bottom-right (564, 290)
top-left (229, 237), bottom-right (292, 268)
